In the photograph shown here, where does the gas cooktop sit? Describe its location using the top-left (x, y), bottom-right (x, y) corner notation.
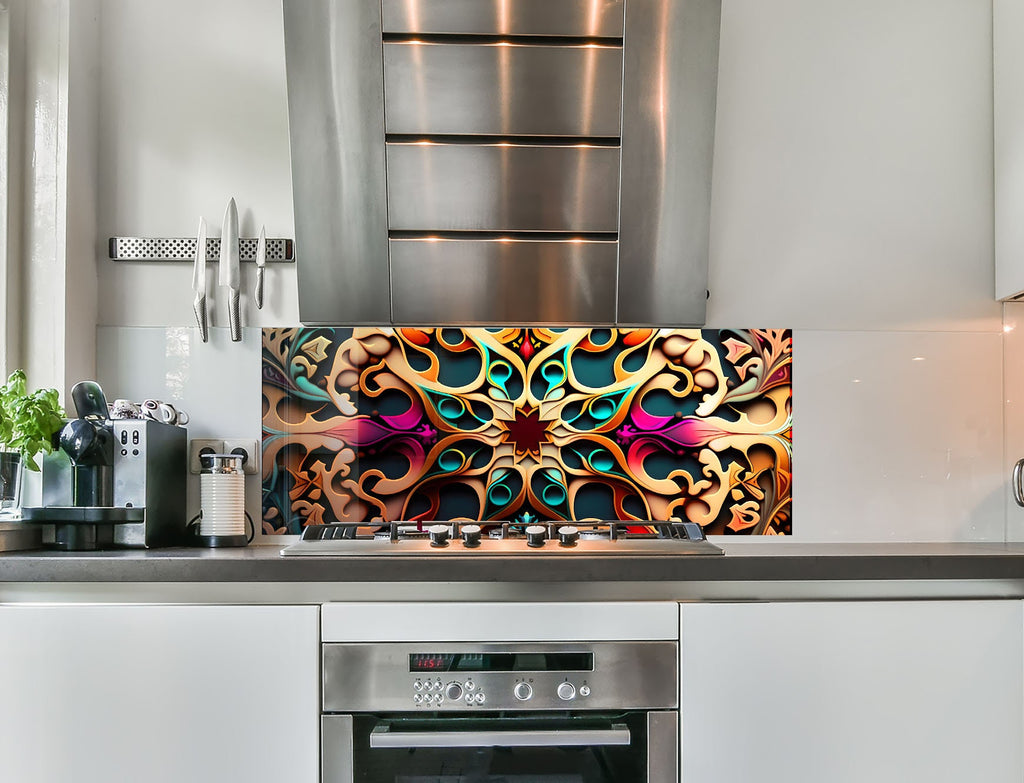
top-left (279, 520), bottom-right (723, 557)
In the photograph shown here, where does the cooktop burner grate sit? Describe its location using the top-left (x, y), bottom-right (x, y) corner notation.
top-left (280, 520), bottom-right (724, 557)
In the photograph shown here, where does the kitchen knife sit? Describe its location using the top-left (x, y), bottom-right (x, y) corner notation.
top-left (192, 217), bottom-right (209, 342)
top-left (254, 224), bottom-right (266, 310)
top-left (219, 197), bottom-right (241, 341)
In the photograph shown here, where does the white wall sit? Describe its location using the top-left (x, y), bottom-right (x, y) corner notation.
top-left (96, 0), bottom-right (297, 328)
top-left (1002, 302), bottom-right (1024, 540)
top-left (707, 0), bottom-right (1003, 542)
top-left (92, 0), bottom-right (1006, 542)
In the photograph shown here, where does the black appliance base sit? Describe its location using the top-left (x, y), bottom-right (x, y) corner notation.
top-left (193, 533), bottom-right (249, 548)
top-left (20, 506), bottom-right (147, 551)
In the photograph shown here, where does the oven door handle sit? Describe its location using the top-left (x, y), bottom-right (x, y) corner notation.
top-left (369, 723), bottom-right (631, 749)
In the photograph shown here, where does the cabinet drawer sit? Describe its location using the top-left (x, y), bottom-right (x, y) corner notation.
top-left (384, 42), bottom-right (623, 137)
top-left (390, 238), bottom-right (617, 324)
top-left (386, 143), bottom-right (621, 232)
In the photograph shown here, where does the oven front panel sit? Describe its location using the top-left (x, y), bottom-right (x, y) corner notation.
top-left (323, 711), bottom-right (678, 783)
top-left (322, 641), bottom-right (678, 713)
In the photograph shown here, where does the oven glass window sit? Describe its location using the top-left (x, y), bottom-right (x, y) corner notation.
top-left (348, 713), bottom-right (647, 783)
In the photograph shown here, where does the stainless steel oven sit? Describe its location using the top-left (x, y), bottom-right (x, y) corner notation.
top-left (321, 640), bottom-right (678, 782)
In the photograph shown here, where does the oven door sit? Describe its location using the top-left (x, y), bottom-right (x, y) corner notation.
top-left (323, 711), bottom-right (677, 783)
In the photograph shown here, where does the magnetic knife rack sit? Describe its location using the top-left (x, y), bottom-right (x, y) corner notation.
top-left (108, 237), bottom-right (294, 263)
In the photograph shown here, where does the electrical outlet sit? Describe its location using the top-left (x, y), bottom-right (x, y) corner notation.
top-left (189, 439), bottom-right (224, 474)
top-left (223, 438), bottom-right (260, 475)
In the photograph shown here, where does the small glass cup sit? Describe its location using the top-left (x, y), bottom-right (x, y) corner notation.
top-left (0, 451), bottom-right (23, 518)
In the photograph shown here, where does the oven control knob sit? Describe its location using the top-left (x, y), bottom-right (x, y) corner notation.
top-left (557, 682), bottom-right (576, 701)
top-left (579, 685), bottom-right (591, 697)
top-left (513, 682), bottom-right (533, 701)
top-left (525, 524), bottom-right (547, 547)
top-left (428, 524), bottom-right (450, 547)
top-left (461, 524), bottom-right (482, 548)
top-left (557, 525), bottom-right (579, 547)
top-left (445, 682), bottom-right (464, 701)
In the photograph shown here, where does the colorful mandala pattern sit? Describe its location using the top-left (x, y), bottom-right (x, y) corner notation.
top-left (261, 328), bottom-right (793, 535)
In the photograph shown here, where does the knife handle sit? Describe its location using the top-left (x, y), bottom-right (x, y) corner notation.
top-left (228, 289), bottom-right (241, 342)
top-left (254, 267), bottom-right (265, 310)
top-left (193, 294), bottom-right (209, 343)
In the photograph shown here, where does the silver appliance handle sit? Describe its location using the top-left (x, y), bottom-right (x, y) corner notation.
top-left (1014, 459), bottom-right (1024, 507)
top-left (369, 723), bottom-right (631, 749)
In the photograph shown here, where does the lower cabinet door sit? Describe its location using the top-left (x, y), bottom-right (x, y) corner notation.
top-left (0, 604), bottom-right (319, 783)
top-left (679, 600), bottom-right (1023, 783)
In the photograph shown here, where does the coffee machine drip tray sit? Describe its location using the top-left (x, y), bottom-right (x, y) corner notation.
top-left (22, 507), bottom-right (145, 523)
top-left (20, 506), bottom-right (146, 551)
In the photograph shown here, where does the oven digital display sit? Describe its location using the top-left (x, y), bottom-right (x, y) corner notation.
top-left (409, 652), bottom-right (594, 673)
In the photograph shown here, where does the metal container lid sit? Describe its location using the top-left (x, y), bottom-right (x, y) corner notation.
top-left (199, 453), bottom-right (244, 475)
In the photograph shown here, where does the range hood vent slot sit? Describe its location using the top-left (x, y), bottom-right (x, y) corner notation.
top-left (381, 0), bottom-right (627, 38)
top-left (381, 33), bottom-right (625, 46)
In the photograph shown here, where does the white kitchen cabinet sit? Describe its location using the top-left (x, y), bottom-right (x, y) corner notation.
top-left (996, 0), bottom-right (1024, 299)
top-left (0, 604), bottom-right (319, 783)
top-left (679, 600), bottom-right (1023, 783)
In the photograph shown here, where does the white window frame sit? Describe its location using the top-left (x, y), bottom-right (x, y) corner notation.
top-left (0, 0), bottom-right (12, 379)
top-left (0, 0), bottom-right (99, 400)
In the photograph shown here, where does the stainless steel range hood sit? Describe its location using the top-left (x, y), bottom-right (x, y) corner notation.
top-left (283, 0), bottom-right (721, 326)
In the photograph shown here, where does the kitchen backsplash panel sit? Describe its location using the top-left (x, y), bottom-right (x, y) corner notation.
top-left (262, 327), bottom-right (793, 535)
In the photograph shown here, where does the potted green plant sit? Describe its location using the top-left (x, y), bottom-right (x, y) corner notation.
top-left (0, 370), bottom-right (65, 515)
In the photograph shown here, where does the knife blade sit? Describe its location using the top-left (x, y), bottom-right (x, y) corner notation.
top-left (219, 197), bottom-right (241, 341)
top-left (192, 217), bottom-right (208, 342)
top-left (254, 224), bottom-right (266, 310)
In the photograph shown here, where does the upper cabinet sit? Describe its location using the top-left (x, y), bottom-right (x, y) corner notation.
top-left (283, 0), bottom-right (721, 326)
top-left (996, 0), bottom-right (1024, 300)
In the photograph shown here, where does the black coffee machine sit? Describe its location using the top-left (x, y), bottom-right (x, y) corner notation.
top-left (22, 381), bottom-right (187, 550)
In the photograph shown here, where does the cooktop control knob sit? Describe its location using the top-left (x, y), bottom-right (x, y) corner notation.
top-left (428, 524), bottom-right (450, 547)
top-left (525, 524), bottom-right (547, 548)
top-left (557, 682), bottom-right (576, 701)
top-left (461, 524), bottom-right (482, 548)
top-left (557, 525), bottom-right (579, 547)
top-left (513, 682), bottom-right (533, 701)
top-left (445, 682), bottom-right (464, 702)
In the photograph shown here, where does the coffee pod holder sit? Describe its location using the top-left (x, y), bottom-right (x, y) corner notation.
top-left (191, 453), bottom-right (250, 547)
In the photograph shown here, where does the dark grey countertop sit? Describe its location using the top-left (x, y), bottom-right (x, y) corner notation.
top-left (3, 541), bottom-right (1024, 584)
